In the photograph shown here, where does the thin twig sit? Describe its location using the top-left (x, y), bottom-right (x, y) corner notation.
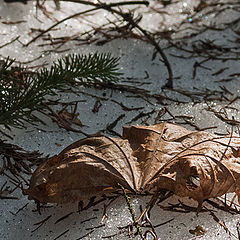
top-left (25, 1), bottom-right (149, 46)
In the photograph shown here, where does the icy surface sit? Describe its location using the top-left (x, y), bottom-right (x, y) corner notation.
top-left (1, 0), bottom-right (240, 239)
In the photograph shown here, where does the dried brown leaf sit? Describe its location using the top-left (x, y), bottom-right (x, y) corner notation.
top-left (24, 136), bottom-right (140, 203)
top-left (24, 123), bottom-right (240, 208)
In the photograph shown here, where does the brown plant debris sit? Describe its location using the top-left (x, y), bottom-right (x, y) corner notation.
top-left (31, 215), bottom-right (52, 233)
top-left (0, 140), bottom-right (45, 176)
top-left (53, 229), bottom-right (69, 240)
top-left (189, 225), bottom-right (206, 236)
top-left (0, 181), bottom-right (18, 200)
top-left (24, 123), bottom-right (240, 213)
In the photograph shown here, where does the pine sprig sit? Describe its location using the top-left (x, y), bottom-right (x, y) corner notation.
top-left (36, 53), bottom-right (122, 88)
top-left (52, 53), bottom-right (122, 84)
top-left (0, 53), bottom-right (122, 129)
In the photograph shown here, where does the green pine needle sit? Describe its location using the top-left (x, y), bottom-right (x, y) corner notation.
top-left (120, 185), bottom-right (145, 239)
top-left (0, 53), bottom-right (122, 128)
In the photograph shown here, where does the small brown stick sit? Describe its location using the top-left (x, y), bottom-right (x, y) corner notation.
top-left (127, 110), bottom-right (155, 124)
top-left (106, 114), bottom-right (125, 136)
top-left (80, 216), bottom-right (97, 224)
top-left (53, 229), bottom-right (69, 240)
top-left (206, 198), bottom-right (240, 214)
top-left (136, 192), bottom-right (160, 223)
top-left (100, 203), bottom-right (108, 224)
top-left (41, 103), bottom-right (89, 137)
top-left (11, 171), bottom-right (29, 185)
top-left (209, 108), bottom-right (240, 126)
top-left (55, 212), bottom-right (74, 224)
top-left (144, 230), bottom-right (158, 240)
top-left (0, 36), bottom-right (20, 49)
top-left (2, 172), bottom-right (21, 185)
top-left (77, 196), bottom-right (107, 213)
top-left (111, 99), bottom-right (144, 111)
top-left (100, 4), bottom-right (173, 88)
top-left (192, 59), bottom-right (211, 79)
top-left (64, 88), bottom-right (108, 101)
top-left (219, 124), bottom-right (233, 162)
top-left (229, 194), bottom-right (237, 208)
top-left (31, 215), bottom-right (52, 233)
top-left (153, 218), bottom-right (174, 228)
top-left (208, 210), bottom-right (237, 238)
top-left (102, 231), bottom-right (123, 239)
top-left (212, 67), bottom-right (229, 76)
top-left (219, 86), bottom-right (233, 96)
top-left (159, 199), bottom-right (208, 214)
top-left (92, 99), bottom-right (102, 113)
top-left (2, 20), bottom-right (26, 25)
top-left (236, 222), bottom-right (240, 240)
top-left (85, 223), bottom-right (105, 231)
top-left (199, 126), bottom-right (217, 131)
top-left (0, 129), bottom-right (13, 140)
top-left (10, 203), bottom-right (29, 216)
top-left (76, 230), bottom-right (94, 240)
top-left (0, 181), bottom-right (18, 200)
top-left (100, 196), bottom-right (118, 224)
top-left (154, 108), bottom-right (167, 124)
top-left (144, 211), bottom-right (157, 238)
top-left (61, 0), bottom-right (149, 7)
top-left (25, 8), bottom-right (99, 47)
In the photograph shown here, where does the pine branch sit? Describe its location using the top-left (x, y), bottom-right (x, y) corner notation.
top-left (0, 53), bottom-right (122, 128)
